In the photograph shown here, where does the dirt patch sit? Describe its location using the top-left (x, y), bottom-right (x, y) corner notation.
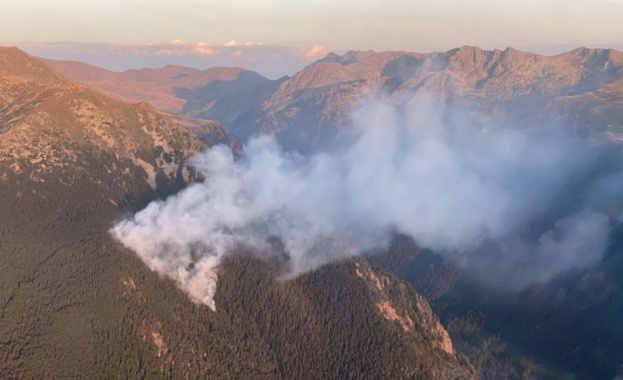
top-left (433, 320), bottom-right (455, 355)
top-left (151, 329), bottom-right (168, 358)
top-left (376, 300), bottom-right (414, 332)
top-left (140, 321), bottom-right (169, 358)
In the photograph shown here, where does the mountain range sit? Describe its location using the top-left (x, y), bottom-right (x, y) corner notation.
top-left (47, 46), bottom-right (623, 152)
top-left (3, 44), bottom-right (623, 378)
top-left (0, 47), bottom-right (474, 379)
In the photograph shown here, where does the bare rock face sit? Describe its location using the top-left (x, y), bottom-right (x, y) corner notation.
top-left (354, 260), bottom-right (457, 357)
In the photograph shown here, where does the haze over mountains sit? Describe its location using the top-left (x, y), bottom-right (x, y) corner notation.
top-left (3, 43), bottom-right (623, 379)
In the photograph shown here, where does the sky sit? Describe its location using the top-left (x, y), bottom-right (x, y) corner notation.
top-left (3, 0), bottom-right (623, 77)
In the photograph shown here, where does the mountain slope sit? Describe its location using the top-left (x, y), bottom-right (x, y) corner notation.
top-left (44, 58), bottom-right (283, 125)
top-left (1, 48), bottom-right (205, 194)
top-left (0, 47), bottom-right (473, 378)
top-left (253, 46), bottom-right (623, 151)
top-left (0, 46), bottom-right (206, 377)
top-left (369, 232), bottom-right (623, 379)
top-left (35, 46), bottom-right (623, 378)
top-left (215, 255), bottom-right (474, 379)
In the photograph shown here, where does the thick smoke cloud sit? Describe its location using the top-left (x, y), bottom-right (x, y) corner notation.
top-left (112, 101), bottom-right (623, 309)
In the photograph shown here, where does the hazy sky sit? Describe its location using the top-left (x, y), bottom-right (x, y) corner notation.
top-left (4, 1), bottom-right (623, 77)
top-left (3, 0), bottom-right (623, 49)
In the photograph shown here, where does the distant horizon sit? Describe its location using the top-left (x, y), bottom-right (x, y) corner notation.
top-left (16, 41), bottom-right (623, 79)
top-left (3, 1), bottom-right (623, 48)
top-left (3, 0), bottom-right (623, 78)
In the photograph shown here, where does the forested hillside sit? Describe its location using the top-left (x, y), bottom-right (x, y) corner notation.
top-left (0, 47), bottom-right (474, 379)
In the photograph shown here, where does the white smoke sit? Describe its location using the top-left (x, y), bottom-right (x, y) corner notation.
top-left (111, 100), bottom-right (623, 309)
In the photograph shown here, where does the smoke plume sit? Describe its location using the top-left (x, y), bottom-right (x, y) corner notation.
top-left (112, 100), bottom-right (623, 309)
